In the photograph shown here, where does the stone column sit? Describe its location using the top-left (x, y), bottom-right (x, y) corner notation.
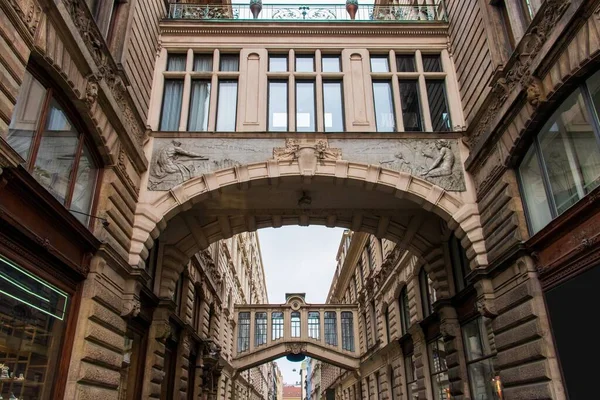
top-left (407, 325), bottom-right (428, 400)
top-left (141, 307), bottom-right (172, 399)
top-left (437, 302), bottom-right (468, 400)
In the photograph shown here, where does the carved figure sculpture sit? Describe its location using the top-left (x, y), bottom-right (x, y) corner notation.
top-left (152, 140), bottom-right (208, 181)
top-left (421, 140), bottom-right (454, 178)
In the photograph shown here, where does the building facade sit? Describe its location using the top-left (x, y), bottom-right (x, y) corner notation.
top-left (0, 0), bottom-right (599, 399)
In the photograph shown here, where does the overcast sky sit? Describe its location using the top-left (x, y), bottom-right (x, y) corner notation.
top-left (258, 226), bottom-right (346, 385)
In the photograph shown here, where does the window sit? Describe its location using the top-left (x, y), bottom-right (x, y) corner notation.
top-left (449, 234), bottom-right (470, 293)
top-left (296, 55), bottom-right (314, 72)
top-left (387, 365), bottom-right (396, 400)
top-left (193, 289), bottom-right (202, 332)
top-left (370, 55), bottom-right (390, 73)
top-left (296, 81), bottom-right (316, 132)
top-left (341, 311), bottom-right (354, 351)
top-left (323, 81), bottom-right (344, 132)
top-left (237, 312), bottom-right (250, 353)
top-left (428, 338), bottom-right (449, 400)
top-left (373, 81), bottom-right (395, 132)
top-left (291, 311), bottom-right (301, 338)
top-left (324, 311), bottom-right (337, 346)
top-left (268, 81), bottom-right (288, 131)
top-left (219, 54), bottom-right (239, 71)
top-left (269, 56), bottom-right (288, 72)
top-left (308, 311), bottom-right (320, 340)
top-left (363, 311), bottom-right (370, 348)
top-left (322, 56), bottom-right (341, 73)
top-left (399, 81), bottom-right (422, 132)
top-left (370, 300), bottom-right (377, 344)
top-left (7, 70), bottom-right (100, 226)
top-left (160, 54), bottom-right (186, 131)
top-left (399, 287), bottom-right (410, 335)
top-left (518, 75), bottom-right (600, 234)
top-left (272, 311), bottom-right (284, 340)
top-left (188, 80), bottom-right (210, 131)
top-left (422, 55), bottom-right (442, 72)
top-left (426, 80), bottom-right (451, 131)
top-left (404, 354), bottom-right (417, 399)
top-left (216, 80), bottom-right (238, 131)
top-left (396, 55), bottom-right (416, 72)
top-left (462, 318), bottom-right (500, 400)
top-left (419, 269), bottom-right (436, 318)
top-left (365, 244), bottom-right (374, 271)
top-left (119, 324), bottom-right (148, 400)
top-left (255, 312), bottom-right (267, 347)
top-left (384, 305), bottom-right (392, 343)
top-left (374, 372), bottom-right (381, 400)
top-left (193, 54), bottom-right (213, 72)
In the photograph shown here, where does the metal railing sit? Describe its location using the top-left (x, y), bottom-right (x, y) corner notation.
top-left (167, 2), bottom-right (447, 22)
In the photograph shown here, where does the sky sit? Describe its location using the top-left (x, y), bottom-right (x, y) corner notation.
top-left (258, 226), bottom-right (346, 385)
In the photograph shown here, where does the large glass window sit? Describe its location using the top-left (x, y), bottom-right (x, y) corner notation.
top-left (341, 311), bottom-right (354, 351)
top-left (427, 80), bottom-right (451, 131)
top-left (428, 338), bottom-right (449, 400)
top-left (296, 81), bottom-right (316, 132)
top-left (399, 287), bottom-right (410, 335)
top-left (7, 71), bottom-right (99, 226)
top-left (272, 312), bottom-right (284, 341)
top-left (370, 55), bottom-right (390, 73)
top-left (322, 56), bottom-right (341, 73)
top-left (295, 55), bottom-right (314, 72)
top-left (399, 81), bottom-right (422, 132)
top-left (323, 81), bottom-right (344, 132)
top-left (0, 255), bottom-right (70, 400)
top-left (269, 56), bottom-right (288, 72)
top-left (373, 81), bottom-right (395, 132)
top-left (268, 81), bottom-right (288, 131)
top-left (216, 80), bottom-right (238, 131)
top-left (291, 311), bottom-right (301, 338)
top-left (450, 234), bottom-right (470, 293)
top-left (255, 312), bottom-right (267, 347)
top-left (404, 354), bottom-right (417, 399)
top-left (419, 269), bottom-right (436, 318)
top-left (518, 80), bottom-right (600, 234)
top-left (462, 318), bottom-right (501, 400)
top-left (237, 312), bottom-right (250, 353)
top-left (188, 80), bottom-right (210, 131)
top-left (308, 311), bottom-right (320, 340)
top-left (324, 311), bottom-right (337, 346)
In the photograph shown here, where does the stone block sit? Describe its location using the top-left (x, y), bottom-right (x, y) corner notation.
top-left (499, 360), bottom-right (551, 386)
top-left (494, 281), bottom-right (532, 314)
top-left (492, 299), bottom-right (537, 334)
top-left (85, 320), bottom-right (125, 352)
top-left (494, 319), bottom-right (543, 351)
top-left (82, 341), bottom-right (122, 370)
top-left (496, 339), bottom-right (547, 369)
top-left (75, 384), bottom-right (119, 400)
top-left (89, 300), bottom-right (126, 335)
top-left (502, 382), bottom-right (553, 400)
top-left (78, 361), bottom-right (121, 389)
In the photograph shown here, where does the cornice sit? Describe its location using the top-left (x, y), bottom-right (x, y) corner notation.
top-left (159, 21), bottom-right (448, 37)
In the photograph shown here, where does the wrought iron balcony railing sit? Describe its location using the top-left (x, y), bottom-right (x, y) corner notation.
top-left (167, 2), bottom-right (447, 22)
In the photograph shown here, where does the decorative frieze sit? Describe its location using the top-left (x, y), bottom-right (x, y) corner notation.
top-left (6, 0), bottom-right (42, 36)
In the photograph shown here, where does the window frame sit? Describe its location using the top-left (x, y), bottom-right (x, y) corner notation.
top-left (8, 68), bottom-right (102, 228)
top-left (324, 311), bottom-right (338, 346)
top-left (255, 311), bottom-right (267, 347)
top-left (428, 337), bottom-right (450, 400)
top-left (399, 287), bottom-right (410, 336)
top-left (341, 311), bottom-right (354, 352)
top-left (272, 311), bottom-right (284, 341)
top-left (308, 311), bottom-right (320, 340)
top-left (291, 311), bottom-right (301, 338)
top-left (237, 311), bottom-right (251, 353)
top-left (419, 268), bottom-right (436, 318)
top-left (461, 317), bottom-right (500, 400)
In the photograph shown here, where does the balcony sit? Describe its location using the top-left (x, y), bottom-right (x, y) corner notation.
top-left (167, 2), bottom-right (447, 22)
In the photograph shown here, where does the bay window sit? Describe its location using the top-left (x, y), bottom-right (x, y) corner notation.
top-left (7, 70), bottom-right (99, 226)
top-left (237, 312), bottom-right (250, 353)
top-left (518, 71), bottom-right (600, 234)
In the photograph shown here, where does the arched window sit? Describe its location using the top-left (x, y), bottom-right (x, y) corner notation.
top-left (308, 311), bottom-right (320, 340)
top-left (291, 311), bottom-right (301, 337)
top-left (399, 287), bottom-right (410, 335)
top-left (419, 268), bottom-right (436, 318)
top-left (7, 70), bottom-right (100, 226)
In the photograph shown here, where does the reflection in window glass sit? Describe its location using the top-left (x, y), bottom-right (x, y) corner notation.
top-left (519, 146), bottom-right (553, 233)
top-left (399, 287), bottom-right (410, 335)
top-left (427, 80), bottom-right (451, 131)
top-left (373, 81), bottom-right (395, 132)
top-left (341, 312), bottom-right (354, 351)
top-left (323, 81), bottom-right (344, 132)
top-left (295, 55), bottom-right (314, 72)
top-left (296, 81), bottom-right (315, 132)
top-left (462, 318), bottom-right (500, 400)
top-left (237, 312), bottom-right (250, 353)
top-left (272, 312), bottom-right (284, 340)
top-left (449, 234), bottom-right (470, 293)
top-left (370, 56), bottom-right (390, 72)
top-left (160, 79), bottom-right (184, 131)
top-left (193, 55), bottom-right (213, 72)
top-left (405, 354), bottom-right (417, 400)
top-left (419, 268), bottom-right (436, 318)
top-left (428, 338), bottom-right (449, 400)
top-left (322, 56), bottom-right (341, 73)
top-left (324, 311), bottom-right (337, 346)
top-left (422, 55), bottom-right (443, 72)
top-left (255, 312), bottom-right (267, 347)
top-left (291, 311), bottom-right (301, 337)
top-left (7, 71), bottom-right (46, 160)
top-left (268, 81), bottom-right (288, 131)
top-left (216, 80), bottom-right (238, 131)
top-left (269, 56), bottom-right (288, 72)
top-left (396, 55), bottom-right (416, 72)
top-left (308, 311), bottom-right (320, 340)
top-left (399, 81), bottom-right (422, 132)
top-left (188, 81), bottom-right (211, 131)
top-left (219, 55), bottom-right (239, 71)
top-left (70, 146), bottom-right (97, 225)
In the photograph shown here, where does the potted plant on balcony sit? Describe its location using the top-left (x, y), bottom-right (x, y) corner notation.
top-left (249, 0), bottom-right (263, 19)
top-left (346, 0), bottom-right (359, 20)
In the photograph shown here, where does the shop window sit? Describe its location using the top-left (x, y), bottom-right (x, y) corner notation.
top-left (308, 311), bottom-right (320, 340)
top-left (7, 70), bottom-right (100, 227)
top-left (291, 311), bottom-right (301, 338)
top-left (237, 312), bottom-right (250, 353)
top-left (324, 311), bottom-right (337, 346)
top-left (449, 234), bottom-right (470, 293)
top-left (254, 312), bottom-right (267, 347)
top-left (462, 317), bottom-right (501, 400)
top-left (399, 287), bottom-right (410, 335)
top-left (0, 255), bottom-right (70, 400)
top-left (119, 323), bottom-right (148, 400)
top-left (428, 337), bottom-right (449, 400)
top-left (518, 74), bottom-right (600, 235)
top-left (419, 269), bottom-right (436, 318)
top-left (341, 311), bottom-right (354, 351)
top-left (404, 353), bottom-right (417, 399)
top-left (272, 311), bottom-right (284, 341)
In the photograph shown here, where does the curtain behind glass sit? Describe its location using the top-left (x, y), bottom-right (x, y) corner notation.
top-left (194, 55), bottom-right (213, 72)
top-left (160, 80), bottom-right (184, 131)
top-left (219, 55), bottom-right (239, 72)
top-left (188, 81), bottom-right (210, 131)
top-left (216, 80), bottom-right (238, 131)
top-left (167, 54), bottom-right (186, 71)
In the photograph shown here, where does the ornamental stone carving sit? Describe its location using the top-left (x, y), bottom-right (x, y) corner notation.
top-left (7, 0), bottom-right (42, 36)
top-left (273, 139), bottom-right (342, 175)
top-left (285, 343), bottom-right (307, 355)
top-left (121, 299), bottom-right (141, 318)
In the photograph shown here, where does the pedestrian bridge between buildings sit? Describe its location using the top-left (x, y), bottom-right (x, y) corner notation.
top-left (232, 294), bottom-right (360, 372)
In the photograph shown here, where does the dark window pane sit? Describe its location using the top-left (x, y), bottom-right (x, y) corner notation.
top-left (322, 56), bottom-right (341, 73)
top-left (216, 80), bottom-right (237, 131)
top-left (426, 80), bottom-right (451, 131)
top-left (160, 79), bottom-right (184, 131)
top-left (268, 81), bottom-right (288, 131)
top-left (399, 80), bottom-right (422, 132)
top-left (188, 80), bottom-right (211, 131)
top-left (255, 312), bottom-right (267, 346)
top-left (237, 312), bottom-right (250, 353)
top-left (422, 55), bottom-right (442, 72)
top-left (7, 71), bottom-right (47, 161)
top-left (462, 318), bottom-right (493, 361)
top-left (467, 359), bottom-right (498, 400)
top-left (449, 235), bottom-right (469, 293)
top-left (341, 311), bottom-right (354, 351)
top-left (296, 81), bottom-right (315, 132)
top-left (269, 56), bottom-right (288, 72)
top-left (373, 81), bottom-right (395, 132)
top-left (396, 55), bottom-right (416, 72)
top-left (323, 81), bottom-right (344, 132)
top-left (193, 54), bottom-right (212, 72)
top-left (370, 56), bottom-right (389, 73)
top-left (167, 54), bottom-right (186, 71)
top-left (220, 55), bottom-right (239, 71)
top-left (325, 311), bottom-right (337, 346)
top-left (296, 55), bottom-right (314, 72)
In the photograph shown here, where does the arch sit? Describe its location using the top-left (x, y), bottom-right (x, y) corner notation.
top-left (131, 160), bottom-right (487, 297)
